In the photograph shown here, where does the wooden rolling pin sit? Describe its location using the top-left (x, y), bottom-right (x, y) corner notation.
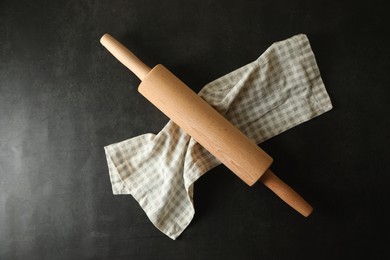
top-left (101, 34), bottom-right (313, 217)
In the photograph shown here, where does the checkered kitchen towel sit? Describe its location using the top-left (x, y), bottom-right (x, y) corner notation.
top-left (104, 34), bottom-right (332, 239)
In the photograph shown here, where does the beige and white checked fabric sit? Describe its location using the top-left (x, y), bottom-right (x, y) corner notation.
top-left (104, 34), bottom-right (332, 239)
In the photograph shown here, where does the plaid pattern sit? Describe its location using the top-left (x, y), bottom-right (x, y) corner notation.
top-left (104, 34), bottom-right (332, 239)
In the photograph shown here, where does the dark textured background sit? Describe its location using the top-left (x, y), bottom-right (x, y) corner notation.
top-left (1, 0), bottom-right (389, 259)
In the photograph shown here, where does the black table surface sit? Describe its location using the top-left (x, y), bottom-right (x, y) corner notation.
top-left (1, 0), bottom-right (389, 259)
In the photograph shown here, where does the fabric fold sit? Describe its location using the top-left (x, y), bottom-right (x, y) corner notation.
top-left (104, 34), bottom-right (332, 239)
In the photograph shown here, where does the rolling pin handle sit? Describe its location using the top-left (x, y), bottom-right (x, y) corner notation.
top-left (261, 169), bottom-right (313, 217)
top-left (100, 34), bottom-right (151, 80)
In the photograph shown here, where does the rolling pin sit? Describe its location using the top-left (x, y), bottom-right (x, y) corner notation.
top-left (101, 34), bottom-right (313, 217)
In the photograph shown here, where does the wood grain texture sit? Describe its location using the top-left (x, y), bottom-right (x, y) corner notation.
top-left (139, 64), bottom-right (273, 186)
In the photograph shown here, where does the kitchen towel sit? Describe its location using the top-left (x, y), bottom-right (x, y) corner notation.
top-left (104, 34), bottom-right (332, 239)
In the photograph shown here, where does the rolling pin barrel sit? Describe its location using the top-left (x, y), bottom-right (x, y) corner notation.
top-left (138, 63), bottom-right (273, 186)
top-left (100, 34), bottom-right (313, 217)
